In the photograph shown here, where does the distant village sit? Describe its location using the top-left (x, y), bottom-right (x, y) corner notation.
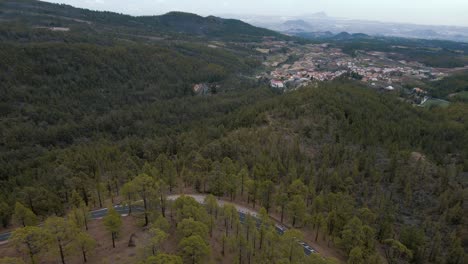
top-left (193, 40), bottom-right (449, 107)
top-left (255, 42), bottom-right (446, 98)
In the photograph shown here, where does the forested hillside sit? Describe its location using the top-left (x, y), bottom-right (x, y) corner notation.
top-left (0, 0), bottom-right (288, 42)
top-left (2, 79), bottom-right (466, 263)
top-left (0, 1), bottom-right (466, 264)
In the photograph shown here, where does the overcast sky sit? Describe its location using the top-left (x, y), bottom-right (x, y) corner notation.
top-left (44, 0), bottom-right (468, 27)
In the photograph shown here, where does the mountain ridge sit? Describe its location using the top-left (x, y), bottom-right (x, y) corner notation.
top-left (0, 0), bottom-right (289, 41)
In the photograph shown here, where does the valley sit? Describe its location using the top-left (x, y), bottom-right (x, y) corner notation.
top-left (257, 42), bottom-right (446, 88)
top-left (0, 1), bottom-right (466, 264)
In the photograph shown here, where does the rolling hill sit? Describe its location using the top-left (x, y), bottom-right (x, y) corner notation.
top-left (0, 0), bottom-right (288, 41)
top-left (0, 1), bottom-right (466, 264)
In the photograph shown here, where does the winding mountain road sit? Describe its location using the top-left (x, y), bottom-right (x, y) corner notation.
top-left (166, 194), bottom-right (318, 255)
top-left (0, 194), bottom-right (318, 256)
top-left (0, 205), bottom-right (139, 244)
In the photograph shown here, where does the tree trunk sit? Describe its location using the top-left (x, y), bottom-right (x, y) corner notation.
top-left (239, 245), bottom-right (242, 264)
top-left (160, 194), bottom-right (166, 217)
top-left (128, 200), bottom-right (132, 215)
top-left (222, 237), bottom-right (225, 256)
top-left (29, 248), bottom-right (35, 264)
top-left (97, 186), bottom-right (102, 208)
top-left (28, 196), bottom-right (36, 215)
top-left (144, 212), bottom-right (149, 226)
top-left (315, 227), bottom-right (319, 242)
top-left (259, 231), bottom-right (263, 250)
top-left (112, 233), bottom-right (116, 248)
top-left (82, 249), bottom-right (87, 263)
top-left (289, 244), bottom-right (293, 262)
top-left (241, 175), bottom-right (244, 196)
top-left (115, 182), bottom-right (120, 196)
top-left (59, 242), bottom-right (66, 264)
top-left (128, 234), bottom-right (136, 247)
top-left (84, 213), bottom-right (88, 231)
top-left (246, 226), bottom-right (250, 241)
top-left (225, 218), bottom-right (229, 236)
top-left (143, 197), bottom-right (148, 226)
top-left (108, 181), bottom-right (114, 204)
top-left (82, 188), bottom-right (89, 206)
top-left (265, 192), bottom-right (271, 213)
top-left (280, 205), bottom-right (284, 223)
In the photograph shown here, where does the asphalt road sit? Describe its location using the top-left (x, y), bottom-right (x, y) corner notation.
top-left (89, 204), bottom-right (144, 219)
top-left (0, 232), bottom-right (9, 242)
top-left (166, 194), bottom-right (317, 255)
top-left (0, 204), bottom-right (143, 243)
top-left (1, 195), bottom-right (318, 256)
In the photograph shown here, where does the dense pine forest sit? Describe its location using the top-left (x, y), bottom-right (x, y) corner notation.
top-left (0, 1), bottom-right (467, 264)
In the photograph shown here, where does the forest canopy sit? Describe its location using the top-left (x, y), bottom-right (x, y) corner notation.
top-left (0, 1), bottom-right (466, 264)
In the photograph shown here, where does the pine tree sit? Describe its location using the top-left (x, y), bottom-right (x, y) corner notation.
top-left (0, 201), bottom-right (11, 228)
top-left (178, 235), bottom-right (210, 264)
top-left (103, 206), bottom-right (122, 248)
top-left (142, 254), bottom-right (183, 264)
top-left (131, 174), bottom-right (158, 226)
top-left (121, 181), bottom-right (137, 215)
top-left (287, 195), bottom-right (306, 227)
top-left (280, 229), bottom-right (304, 263)
top-left (176, 218), bottom-right (209, 240)
top-left (74, 232), bottom-right (96, 263)
top-left (148, 228), bottom-right (168, 256)
top-left (12, 202), bottom-right (38, 228)
top-left (44, 216), bottom-right (78, 264)
top-left (10, 226), bottom-right (50, 264)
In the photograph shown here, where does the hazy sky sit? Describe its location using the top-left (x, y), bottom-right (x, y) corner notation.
top-left (44, 0), bottom-right (468, 27)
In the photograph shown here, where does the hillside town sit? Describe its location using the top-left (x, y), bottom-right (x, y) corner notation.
top-left (256, 42), bottom-right (447, 91)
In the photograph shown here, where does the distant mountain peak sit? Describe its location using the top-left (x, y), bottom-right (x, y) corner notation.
top-left (163, 11), bottom-right (197, 16)
top-left (328, 31), bottom-right (371, 40)
top-left (302, 12), bottom-right (328, 19)
top-left (314, 12), bottom-right (328, 17)
top-left (282, 19), bottom-right (313, 33)
top-left (283, 19), bottom-right (311, 27)
top-left (334, 32), bottom-right (351, 39)
top-left (159, 11), bottom-right (204, 20)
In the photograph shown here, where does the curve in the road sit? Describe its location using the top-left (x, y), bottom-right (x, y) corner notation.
top-left (166, 194), bottom-right (318, 255)
top-left (0, 194), bottom-right (318, 256)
